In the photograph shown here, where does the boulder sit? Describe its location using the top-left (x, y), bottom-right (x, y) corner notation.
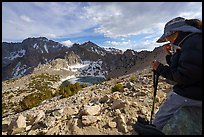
top-left (108, 121), bottom-right (117, 128)
top-left (51, 109), bottom-right (63, 119)
top-left (8, 114), bottom-right (26, 134)
top-left (114, 109), bottom-right (122, 116)
top-left (11, 127), bottom-right (26, 135)
top-left (116, 114), bottom-right (128, 133)
top-left (82, 115), bottom-right (100, 126)
top-left (45, 125), bottom-right (60, 135)
top-left (16, 114), bottom-right (27, 128)
top-left (89, 97), bottom-right (100, 105)
top-left (162, 107), bottom-right (202, 135)
top-left (83, 105), bottom-right (101, 116)
top-left (99, 95), bottom-right (110, 103)
top-left (111, 92), bottom-right (121, 100)
top-left (26, 114), bottom-right (36, 125)
top-left (26, 125), bottom-right (32, 131)
top-left (126, 82), bottom-right (134, 89)
top-left (111, 99), bottom-right (127, 109)
top-left (34, 110), bottom-right (45, 124)
top-left (2, 132), bottom-right (7, 135)
top-left (44, 116), bottom-right (56, 128)
top-left (2, 124), bottom-right (9, 132)
top-left (63, 106), bottom-right (79, 116)
top-left (68, 118), bottom-right (82, 134)
top-left (27, 129), bottom-right (40, 135)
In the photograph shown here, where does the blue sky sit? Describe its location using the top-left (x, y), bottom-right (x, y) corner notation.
top-left (2, 2), bottom-right (202, 51)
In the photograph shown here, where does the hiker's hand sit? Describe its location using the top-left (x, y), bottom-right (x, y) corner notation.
top-left (163, 43), bottom-right (171, 55)
top-left (151, 60), bottom-right (161, 70)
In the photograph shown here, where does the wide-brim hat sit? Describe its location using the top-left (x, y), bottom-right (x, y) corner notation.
top-left (156, 17), bottom-right (202, 43)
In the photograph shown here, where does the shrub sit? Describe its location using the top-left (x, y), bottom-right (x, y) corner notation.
top-left (18, 74), bottom-right (87, 112)
top-left (59, 80), bottom-right (71, 89)
top-left (59, 87), bottom-right (72, 98)
top-left (20, 92), bottom-right (43, 111)
top-left (2, 103), bottom-right (6, 115)
top-left (20, 89), bottom-right (53, 111)
top-left (81, 83), bottom-right (88, 88)
top-left (130, 76), bottom-right (137, 82)
top-left (112, 83), bottom-right (124, 92)
top-left (58, 82), bottom-right (84, 98)
top-left (10, 73), bottom-right (60, 112)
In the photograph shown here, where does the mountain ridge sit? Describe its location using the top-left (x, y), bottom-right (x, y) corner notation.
top-left (2, 36), bottom-right (166, 81)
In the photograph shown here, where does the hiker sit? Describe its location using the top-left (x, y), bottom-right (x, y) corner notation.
top-left (151, 17), bottom-right (202, 131)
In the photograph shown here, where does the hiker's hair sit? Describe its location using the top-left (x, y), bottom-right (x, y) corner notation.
top-left (185, 19), bottom-right (202, 30)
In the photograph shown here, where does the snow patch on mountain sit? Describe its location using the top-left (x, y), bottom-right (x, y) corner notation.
top-left (55, 60), bottom-right (107, 86)
top-left (4, 49), bottom-right (26, 60)
top-left (90, 47), bottom-right (106, 56)
top-left (68, 61), bottom-right (90, 72)
top-left (33, 43), bottom-right (44, 53)
top-left (33, 43), bottom-right (38, 49)
top-left (40, 48), bottom-right (44, 53)
top-left (12, 62), bottom-right (28, 78)
top-left (44, 44), bottom-right (49, 53)
top-left (78, 60), bottom-right (107, 78)
top-left (66, 60), bottom-right (107, 78)
top-left (56, 60), bottom-right (107, 85)
top-left (104, 47), bottom-right (123, 54)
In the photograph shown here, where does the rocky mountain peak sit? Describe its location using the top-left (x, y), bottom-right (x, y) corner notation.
top-left (2, 37), bottom-right (70, 81)
top-left (123, 49), bottom-right (137, 57)
top-left (81, 41), bottom-right (105, 53)
top-left (82, 41), bottom-right (96, 46)
top-left (22, 37), bottom-right (48, 43)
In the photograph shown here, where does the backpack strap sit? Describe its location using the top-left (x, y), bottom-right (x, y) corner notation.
top-left (178, 32), bottom-right (201, 47)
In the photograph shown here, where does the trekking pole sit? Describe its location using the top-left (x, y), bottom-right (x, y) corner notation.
top-left (150, 70), bottom-right (159, 124)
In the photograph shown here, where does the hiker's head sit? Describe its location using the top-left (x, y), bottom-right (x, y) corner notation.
top-left (156, 17), bottom-right (202, 43)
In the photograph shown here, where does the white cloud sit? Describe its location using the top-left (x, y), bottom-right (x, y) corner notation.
top-left (106, 41), bottom-right (129, 46)
top-left (20, 15), bottom-right (33, 22)
top-left (2, 2), bottom-right (95, 41)
top-left (2, 2), bottom-right (202, 49)
top-left (103, 40), bottom-right (131, 51)
top-left (103, 35), bottom-right (163, 52)
top-left (178, 2), bottom-right (202, 20)
top-left (61, 40), bottom-right (74, 47)
top-left (83, 2), bottom-right (202, 38)
top-left (44, 33), bottom-right (56, 38)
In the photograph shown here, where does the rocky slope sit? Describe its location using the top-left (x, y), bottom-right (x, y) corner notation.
top-left (2, 68), bottom-right (173, 135)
